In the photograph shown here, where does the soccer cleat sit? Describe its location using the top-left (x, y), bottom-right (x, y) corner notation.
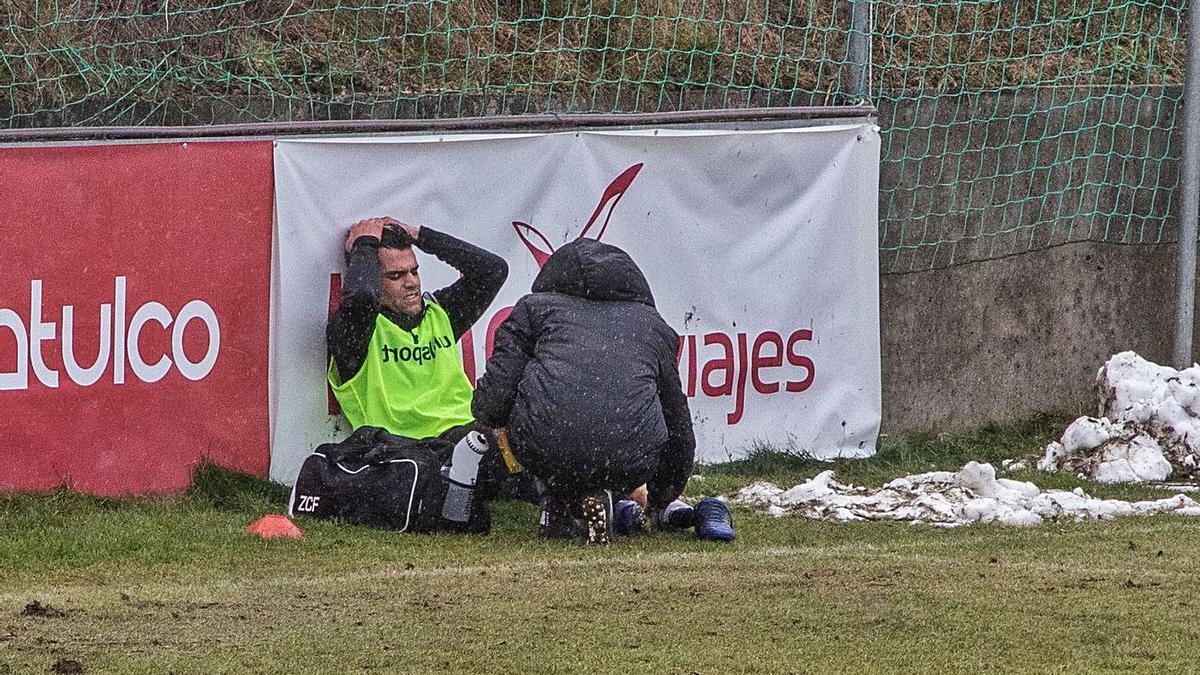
top-left (538, 494), bottom-right (581, 539)
top-left (613, 499), bottom-right (648, 536)
top-left (694, 497), bottom-right (735, 542)
top-left (658, 499), bottom-right (696, 531)
top-left (579, 490), bottom-right (614, 545)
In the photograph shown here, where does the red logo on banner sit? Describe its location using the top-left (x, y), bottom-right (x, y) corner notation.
top-left (0, 141), bottom-right (274, 496)
top-left (511, 163), bottom-right (644, 266)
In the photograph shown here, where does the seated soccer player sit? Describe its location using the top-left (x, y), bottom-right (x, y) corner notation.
top-left (327, 217), bottom-right (515, 492)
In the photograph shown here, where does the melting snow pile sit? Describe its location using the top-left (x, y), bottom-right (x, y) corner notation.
top-left (731, 461), bottom-right (1200, 527)
top-left (1038, 351), bottom-right (1200, 483)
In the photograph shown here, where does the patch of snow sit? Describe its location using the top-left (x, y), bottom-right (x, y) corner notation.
top-left (731, 461), bottom-right (1200, 527)
top-left (1092, 434), bottom-right (1171, 483)
top-left (1162, 483), bottom-right (1200, 493)
top-left (1039, 352), bottom-right (1200, 483)
top-left (1037, 442), bottom-right (1064, 472)
top-left (1001, 459), bottom-right (1028, 472)
top-left (734, 481), bottom-right (783, 504)
top-left (1060, 417), bottom-right (1114, 453)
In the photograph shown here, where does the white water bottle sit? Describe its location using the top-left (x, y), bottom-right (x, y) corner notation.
top-left (442, 431), bottom-right (488, 522)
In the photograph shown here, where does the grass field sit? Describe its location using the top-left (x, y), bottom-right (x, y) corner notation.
top-left (4, 418), bottom-right (1200, 674)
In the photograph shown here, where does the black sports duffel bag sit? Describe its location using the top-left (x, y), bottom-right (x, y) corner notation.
top-left (287, 426), bottom-right (490, 534)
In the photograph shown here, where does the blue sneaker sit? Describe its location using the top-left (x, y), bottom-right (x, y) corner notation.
top-left (614, 499), bottom-right (647, 536)
top-left (694, 497), bottom-right (735, 542)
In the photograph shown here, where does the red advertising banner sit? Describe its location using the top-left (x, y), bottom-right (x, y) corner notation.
top-left (0, 141), bottom-right (273, 495)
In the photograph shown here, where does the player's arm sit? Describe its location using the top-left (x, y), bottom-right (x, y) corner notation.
top-left (471, 298), bottom-right (537, 429)
top-left (647, 329), bottom-right (697, 510)
top-left (419, 227), bottom-right (509, 340)
top-left (327, 218), bottom-right (387, 382)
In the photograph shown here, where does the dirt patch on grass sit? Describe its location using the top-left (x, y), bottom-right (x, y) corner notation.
top-left (20, 601), bottom-right (67, 619)
top-left (50, 658), bottom-right (84, 674)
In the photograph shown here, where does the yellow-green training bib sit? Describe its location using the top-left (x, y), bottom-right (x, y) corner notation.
top-left (328, 301), bottom-right (474, 438)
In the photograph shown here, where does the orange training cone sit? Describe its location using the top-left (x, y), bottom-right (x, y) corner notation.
top-left (247, 514), bottom-right (304, 539)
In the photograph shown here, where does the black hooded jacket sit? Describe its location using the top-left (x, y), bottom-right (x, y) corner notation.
top-left (472, 239), bottom-right (696, 508)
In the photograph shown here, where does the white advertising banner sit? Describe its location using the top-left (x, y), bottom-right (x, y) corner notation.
top-left (272, 123), bottom-right (881, 483)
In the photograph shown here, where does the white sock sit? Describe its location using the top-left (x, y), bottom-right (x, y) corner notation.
top-left (660, 499), bottom-right (691, 526)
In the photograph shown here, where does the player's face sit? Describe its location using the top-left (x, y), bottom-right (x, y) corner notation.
top-left (379, 247), bottom-right (423, 315)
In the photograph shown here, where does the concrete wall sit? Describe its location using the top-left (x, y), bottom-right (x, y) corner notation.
top-left (881, 241), bottom-right (1182, 432)
top-left (877, 87), bottom-right (1187, 432)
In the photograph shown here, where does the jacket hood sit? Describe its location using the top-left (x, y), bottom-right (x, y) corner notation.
top-left (531, 238), bottom-right (655, 307)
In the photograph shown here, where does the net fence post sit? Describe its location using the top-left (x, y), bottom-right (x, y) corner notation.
top-left (1176, 0), bottom-right (1200, 368)
top-left (846, 0), bottom-right (872, 102)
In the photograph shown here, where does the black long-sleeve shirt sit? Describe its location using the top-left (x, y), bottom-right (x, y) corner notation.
top-left (327, 227), bottom-right (508, 382)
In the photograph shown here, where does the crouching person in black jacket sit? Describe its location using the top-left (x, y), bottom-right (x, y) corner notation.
top-left (473, 239), bottom-right (734, 545)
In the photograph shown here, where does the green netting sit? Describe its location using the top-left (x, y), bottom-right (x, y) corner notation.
top-left (0, 1), bottom-right (1190, 272)
top-left (876, 0), bottom-right (1188, 273)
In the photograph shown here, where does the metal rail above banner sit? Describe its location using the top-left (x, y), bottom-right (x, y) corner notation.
top-left (0, 106), bottom-right (878, 143)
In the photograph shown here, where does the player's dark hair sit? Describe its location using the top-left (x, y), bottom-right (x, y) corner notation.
top-left (380, 225), bottom-right (414, 250)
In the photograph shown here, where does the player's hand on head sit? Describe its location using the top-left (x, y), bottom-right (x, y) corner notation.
top-left (345, 217), bottom-right (389, 252)
top-left (381, 217), bottom-right (421, 243)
